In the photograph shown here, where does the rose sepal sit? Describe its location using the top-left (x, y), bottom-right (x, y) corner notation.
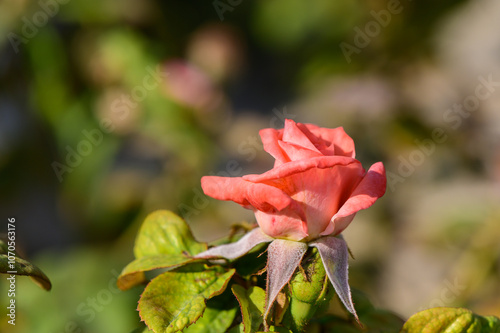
top-left (194, 228), bottom-right (358, 330)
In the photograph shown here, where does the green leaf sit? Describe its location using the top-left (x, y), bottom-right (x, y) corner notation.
top-left (0, 239), bottom-right (51, 291)
top-left (227, 324), bottom-right (245, 333)
top-left (118, 210), bottom-right (207, 290)
top-left (232, 285), bottom-right (266, 333)
top-left (134, 210), bottom-right (206, 257)
top-left (118, 254), bottom-right (199, 290)
top-left (401, 307), bottom-right (500, 333)
top-left (184, 292), bottom-right (238, 333)
top-left (138, 266), bottom-right (235, 333)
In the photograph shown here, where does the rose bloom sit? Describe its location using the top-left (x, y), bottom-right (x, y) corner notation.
top-left (202, 119), bottom-right (386, 242)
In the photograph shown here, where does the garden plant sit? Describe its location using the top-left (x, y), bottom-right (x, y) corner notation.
top-left (116, 120), bottom-right (500, 333)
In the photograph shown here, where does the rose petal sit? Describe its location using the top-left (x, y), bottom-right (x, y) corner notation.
top-left (242, 156), bottom-right (359, 183)
top-left (243, 158), bottom-right (364, 241)
top-left (289, 164), bottom-right (363, 239)
top-left (320, 162), bottom-right (386, 236)
top-left (254, 209), bottom-right (308, 241)
top-left (320, 214), bottom-right (356, 237)
top-left (282, 119), bottom-right (321, 154)
top-left (260, 128), bottom-right (288, 166)
top-left (243, 156), bottom-right (364, 241)
top-left (278, 141), bottom-right (323, 160)
top-left (201, 176), bottom-right (295, 213)
top-left (308, 126), bottom-right (356, 158)
top-left (295, 122), bottom-right (336, 155)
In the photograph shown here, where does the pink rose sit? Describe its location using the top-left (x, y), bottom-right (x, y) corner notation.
top-left (201, 119), bottom-right (386, 242)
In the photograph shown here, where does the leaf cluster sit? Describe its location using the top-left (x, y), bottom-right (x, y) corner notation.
top-left (120, 211), bottom-right (500, 333)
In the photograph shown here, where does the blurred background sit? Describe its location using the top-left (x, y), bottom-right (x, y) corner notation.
top-left (1, 0), bottom-right (500, 331)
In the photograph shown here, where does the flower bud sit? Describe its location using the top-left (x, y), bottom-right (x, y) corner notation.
top-left (282, 248), bottom-right (334, 331)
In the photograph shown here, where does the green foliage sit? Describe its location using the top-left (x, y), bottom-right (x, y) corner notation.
top-left (133, 210), bottom-right (206, 258)
top-left (118, 210), bottom-right (207, 290)
top-left (138, 266), bottom-right (235, 332)
top-left (401, 308), bottom-right (500, 333)
top-left (122, 211), bottom-right (500, 333)
top-left (0, 239), bottom-right (51, 291)
top-left (122, 211), bottom-right (403, 332)
top-left (122, 211), bottom-right (244, 332)
top-left (184, 291), bottom-right (238, 333)
top-left (232, 285), bottom-right (266, 333)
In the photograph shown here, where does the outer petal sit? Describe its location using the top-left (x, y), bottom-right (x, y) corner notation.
top-left (253, 162), bottom-right (364, 241)
top-left (194, 228), bottom-right (273, 260)
top-left (290, 165), bottom-right (363, 240)
top-left (201, 176), bottom-right (295, 213)
top-left (254, 209), bottom-right (308, 241)
top-left (320, 162), bottom-right (386, 236)
top-left (243, 156), bottom-right (364, 240)
top-left (319, 214), bottom-right (356, 238)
